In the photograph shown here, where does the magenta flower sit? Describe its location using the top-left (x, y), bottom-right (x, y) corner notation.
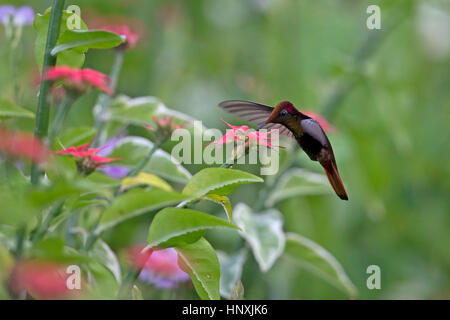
top-left (139, 248), bottom-right (190, 289)
top-left (8, 260), bottom-right (80, 300)
top-left (0, 128), bottom-right (48, 164)
top-left (0, 5), bottom-right (34, 27)
top-left (44, 66), bottom-right (113, 96)
top-left (127, 245), bottom-right (189, 289)
top-left (206, 118), bottom-right (282, 149)
top-left (100, 25), bottom-right (140, 49)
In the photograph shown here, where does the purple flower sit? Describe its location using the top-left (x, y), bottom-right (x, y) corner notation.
top-left (138, 248), bottom-right (190, 289)
top-left (0, 5), bottom-right (34, 27)
top-left (100, 165), bottom-right (130, 179)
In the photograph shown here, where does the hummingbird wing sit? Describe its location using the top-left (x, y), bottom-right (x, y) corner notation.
top-left (219, 100), bottom-right (294, 138)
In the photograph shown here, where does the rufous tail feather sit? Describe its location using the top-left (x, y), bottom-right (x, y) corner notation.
top-left (320, 159), bottom-right (348, 200)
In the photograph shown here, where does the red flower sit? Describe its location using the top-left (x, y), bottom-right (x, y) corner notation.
top-left (126, 244), bottom-right (154, 270)
top-left (8, 260), bottom-right (77, 300)
top-left (55, 141), bottom-right (121, 175)
top-left (303, 111), bottom-right (336, 133)
top-left (145, 116), bottom-right (184, 142)
top-left (44, 66), bottom-right (113, 96)
top-left (205, 118), bottom-right (282, 149)
top-left (101, 25), bottom-right (139, 49)
top-left (0, 128), bottom-right (48, 164)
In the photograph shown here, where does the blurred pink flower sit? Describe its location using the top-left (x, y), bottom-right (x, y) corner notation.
top-left (303, 111), bottom-right (336, 133)
top-left (0, 128), bottom-right (48, 164)
top-left (205, 118), bottom-right (282, 149)
top-left (139, 248), bottom-right (190, 289)
top-left (145, 116), bottom-right (184, 142)
top-left (9, 260), bottom-right (77, 300)
top-left (44, 66), bottom-right (113, 96)
top-left (101, 25), bottom-right (140, 49)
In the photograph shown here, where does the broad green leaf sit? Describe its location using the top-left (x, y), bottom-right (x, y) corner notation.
top-left (51, 30), bottom-right (124, 56)
top-left (284, 232), bottom-right (357, 297)
top-left (0, 243), bottom-right (14, 282)
top-left (54, 126), bottom-right (96, 150)
top-left (176, 237), bottom-right (221, 300)
top-left (202, 194), bottom-right (233, 222)
top-left (121, 172), bottom-right (172, 192)
top-left (108, 136), bottom-right (192, 184)
top-left (99, 189), bottom-right (190, 231)
top-left (91, 240), bottom-right (121, 284)
top-left (217, 249), bottom-right (247, 299)
top-left (266, 168), bottom-right (332, 206)
top-left (34, 8), bottom-right (88, 70)
top-left (0, 95), bottom-right (34, 119)
top-left (31, 237), bottom-right (89, 263)
top-left (183, 168), bottom-right (263, 197)
top-left (109, 95), bottom-right (198, 127)
top-left (147, 207), bottom-right (239, 248)
top-left (233, 203), bottom-right (285, 272)
top-left (85, 261), bottom-right (119, 299)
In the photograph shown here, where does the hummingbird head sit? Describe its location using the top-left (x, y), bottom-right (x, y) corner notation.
top-left (257, 101), bottom-right (299, 130)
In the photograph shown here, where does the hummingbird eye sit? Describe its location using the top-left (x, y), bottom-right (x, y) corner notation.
top-left (280, 109), bottom-right (288, 117)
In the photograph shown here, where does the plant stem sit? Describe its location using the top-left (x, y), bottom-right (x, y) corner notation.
top-left (92, 49), bottom-right (124, 147)
top-left (117, 268), bottom-right (142, 299)
top-left (127, 140), bottom-right (162, 177)
top-left (30, 200), bottom-right (65, 243)
top-left (48, 93), bottom-right (74, 145)
top-left (31, 0), bottom-right (66, 185)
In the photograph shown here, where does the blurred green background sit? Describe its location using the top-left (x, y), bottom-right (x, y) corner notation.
top-left (1, 0), bottom-right (450, 299)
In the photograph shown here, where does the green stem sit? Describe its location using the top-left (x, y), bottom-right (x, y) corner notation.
top-left (48, 94), bottom-right (74, 145)
top-left (31, 0), bottom-right (66, 185)
top-left (127, 140), bottom-right (162, 177)
top-left (30, 200), bottom-right (65, 243)
top-left (92, 49), bottom-right (124, 147)
top-left (117, 268), bottom-right (142, 299)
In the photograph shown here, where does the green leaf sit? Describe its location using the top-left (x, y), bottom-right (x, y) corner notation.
top-left (183, 168), bottom-right (263, 197)
top-left (0, 95), bottom-right (34, 119)
top-left (266, 168), bottom-right (332, 206)
top-left (121, 172), bottom-right (173, 192)
top-left (284, 232), bottom-right (357, 297)
top-left (91, 240), bottom-right (121, 284)
top-left (147, 207), bottom-right (239, 248)
top-left (34, 8), bottom-right (88, 69)
top-left (233, 203), bottom-right (285, 272)
top-left (109, 95), bottom-right (198, 127)
top-left (202, 194), bottom-right (233, 222)
top-left (99, 189), bottom-right (190, 231)
top-left (31, 237), bottom-right (89, 263)
top-left (54, 126), bottom-right (96, 150)
top-left (217, 249), bottom-right (247, 299)
top-left (108, 136), bottom-right (192, 184)
top-left (176, 237), bottom-right (221, 300)
top-left (51, 30), bottom-right (124, 56)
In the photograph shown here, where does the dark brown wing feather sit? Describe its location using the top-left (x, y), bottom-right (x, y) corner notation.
top-left (219, 100), bottom-right (294, 139)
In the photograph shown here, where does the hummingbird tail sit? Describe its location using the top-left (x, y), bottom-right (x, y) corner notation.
top-left (320, 159), bottom-right (348, 200)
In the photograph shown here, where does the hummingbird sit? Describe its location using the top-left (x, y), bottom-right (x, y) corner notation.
top-left (219, 100), bottom-right (348, 200)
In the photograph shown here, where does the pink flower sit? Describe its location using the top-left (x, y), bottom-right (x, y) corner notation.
top-left (55, 142), bottom-right (121, 175)
top-left (0, 128), bottom-right (48, 164)
top-left (145, 116), bottom-right (184, 142)
top-left (8, 260), bottom-right (79, 299)
top-left (139, 248), bottom-right (190, 289)
top-left (303, 111), bottom-right (336, 133)
top-left (44, 66), bottom-right (113, 96)
top-left (101, 25), bottom-right (139, 49)
top-left (204, 118), bottom-right (249, 147)
top-left (205, 118), bottom-right (282, 149)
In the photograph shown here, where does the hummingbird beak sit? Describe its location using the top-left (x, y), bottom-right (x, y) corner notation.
top-left (257, 122), bottom-right (267, 131)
